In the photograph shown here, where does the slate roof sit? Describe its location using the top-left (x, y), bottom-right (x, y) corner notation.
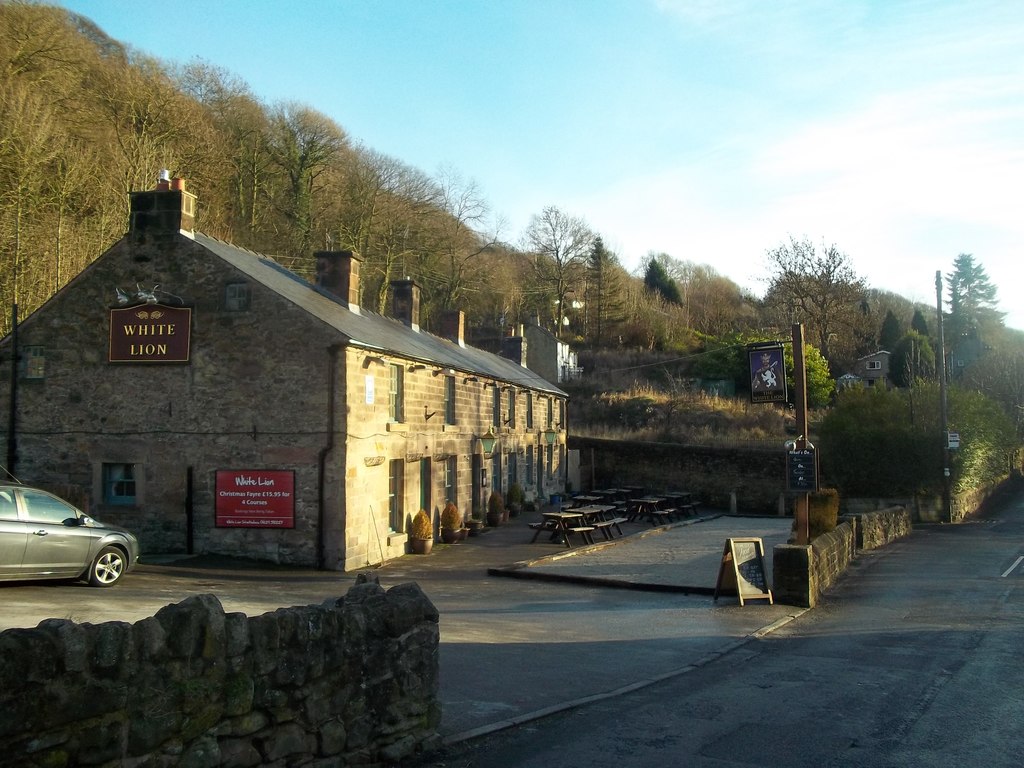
top-left (196, 233), bottom-right (566, 397)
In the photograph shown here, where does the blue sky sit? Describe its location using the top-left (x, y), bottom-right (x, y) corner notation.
top-left (57, 0), bottom-right (1023, 330)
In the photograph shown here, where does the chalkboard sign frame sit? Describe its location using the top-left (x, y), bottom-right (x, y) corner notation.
top-left (713, 537), bottom-right (774, 606)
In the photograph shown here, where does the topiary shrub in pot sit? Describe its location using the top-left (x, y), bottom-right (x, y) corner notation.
top-left (486, 491), bottom-right (505, 527)
top-left (506, 483), bottom-right (524, 518)
top-left (440, 501), bottom-right (465, 544)
top-left (410, 508), bottom-right (433, 554)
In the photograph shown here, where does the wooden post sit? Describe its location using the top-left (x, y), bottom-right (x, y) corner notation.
top-left (792, 323), bottom-right (810, 545)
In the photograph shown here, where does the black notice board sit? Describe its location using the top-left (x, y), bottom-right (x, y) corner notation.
top-left (787, 447), bottom-right (819, 493)
top-left (713, 537), bottom-right (773, 606)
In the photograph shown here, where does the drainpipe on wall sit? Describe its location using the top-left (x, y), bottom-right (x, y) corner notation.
top-left (317, 345), bottom-right (341, 570)
top-left (5, 302), bottom-right (18, 480)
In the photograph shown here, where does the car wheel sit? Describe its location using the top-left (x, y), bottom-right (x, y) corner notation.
top-left (88, 546), bottom-right (127, 587)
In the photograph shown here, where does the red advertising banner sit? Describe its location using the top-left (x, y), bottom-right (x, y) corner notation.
top-left (215, 470), bottom-right (295, 528)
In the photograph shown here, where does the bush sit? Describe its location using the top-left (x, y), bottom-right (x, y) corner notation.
top-left (440, 502), bottom-right (462, 530)
top-left (411, 509), bottom-right (432, 539)
top-left (506, 483), bottom-right (524, 508)
top-left (487, 491), bottom-right (505, 517)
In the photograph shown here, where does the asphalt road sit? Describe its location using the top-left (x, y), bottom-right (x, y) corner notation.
top-left (410, 481), bottom-right (1024, 768)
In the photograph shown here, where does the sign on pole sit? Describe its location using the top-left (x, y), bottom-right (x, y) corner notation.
top-left (747, 344), bottom-right (787, 404)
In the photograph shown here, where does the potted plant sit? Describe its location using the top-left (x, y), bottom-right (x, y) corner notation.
top-left (440, 501), bottom-right (466, 544)
top-left (486, 490), bottom-right (505, 527)
top-left (506, 483), bottom-right (524, 518)
top-left (409, 509), bottom-right (433, 554)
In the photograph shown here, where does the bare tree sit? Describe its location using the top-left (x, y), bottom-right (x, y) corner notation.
top-left (523, 206), bottom-right (594, 338)
top-left (763, 236), bottom-right (867, 365)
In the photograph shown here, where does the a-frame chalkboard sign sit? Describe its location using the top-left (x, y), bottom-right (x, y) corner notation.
top-left (713, 537), bottom-right (773, 606)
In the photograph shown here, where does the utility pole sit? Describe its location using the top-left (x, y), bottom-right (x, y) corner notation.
top-left (935, 271), bottom-right (951, 521)
top-left (792, 323), bottom-right (810, 545)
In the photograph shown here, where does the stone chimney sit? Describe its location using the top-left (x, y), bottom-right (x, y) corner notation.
top-left (128, 170), bottom-right (196, 242)
top-left (440, 310), bottom-right (466, 347)
top-left (314, 250), bottom-right (361, 313)
top-left (390, 279), bottom-right (421, 331)
top-left (500, 324), bottom-right (527, 366)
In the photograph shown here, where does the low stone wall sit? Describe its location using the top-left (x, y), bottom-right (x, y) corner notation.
top-left (772, 506), bottom-right (911, 607)
top-left (0, 575), bottom-right (441, 767)
top-left (844, 505), bottom-right (913, 551)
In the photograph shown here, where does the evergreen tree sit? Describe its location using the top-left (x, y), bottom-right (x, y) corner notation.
top-left (911, 308), bottom-right (929, 338)
top-left (878, 310), bottom-right (902, 351)
top-left (643, 257), bottom-right (682, 305)
top-left (946, 253), bottom-right (1003, 340)
top-left (586, 236), bottom-right (626, 345)
top-left (890, 331), bottom-right (936, 387)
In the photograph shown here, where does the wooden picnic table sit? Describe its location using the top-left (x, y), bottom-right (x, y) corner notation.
top-left (529, 511), bottom-right (595, 548)
top-left (627, 496), bottom-right (671, 525)
top-left (573, 504), bottom-right (625, 539)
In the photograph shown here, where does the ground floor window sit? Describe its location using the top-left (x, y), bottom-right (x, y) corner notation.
top-left (102, 463), bottom-right (137, 505)
top-left (389, 459), bottom-right (405, 531)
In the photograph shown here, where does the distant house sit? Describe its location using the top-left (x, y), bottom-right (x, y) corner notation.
top-left (524, 324), bottom-right (583, 384)
top-left (0, 178), bottom-right (569, 570)
top-left (848, 350), bottom-right (892, 388)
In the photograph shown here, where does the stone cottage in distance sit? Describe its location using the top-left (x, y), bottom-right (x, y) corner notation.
top-left (0, 178), bottom-right (569, 571)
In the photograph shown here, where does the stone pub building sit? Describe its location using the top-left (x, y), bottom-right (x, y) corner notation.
top-left (0, 179), bottom-right (568, 570)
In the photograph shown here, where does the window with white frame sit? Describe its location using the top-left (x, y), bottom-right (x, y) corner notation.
top-left (389, 459), bottom-right (405, 531)
top-left (23, 346), bottom-right (46, 379)
top-left (866, 360), bottom-right (882, 370)
top-left (389, 364), bottom-right (404, 422)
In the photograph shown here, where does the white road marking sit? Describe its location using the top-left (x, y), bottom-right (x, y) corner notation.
top-left (1000, 555), bottom-right (1024, 578)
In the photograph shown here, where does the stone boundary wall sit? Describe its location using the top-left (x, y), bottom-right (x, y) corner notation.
top-left (0, 575), bottom-right (440, 767)
top-left (570, 436), bottom-right (785, 512)
top-left (773, 507), bottom-right (911, 607)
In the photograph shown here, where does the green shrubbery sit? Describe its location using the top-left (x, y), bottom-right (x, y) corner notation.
top-left (820, 383), bottom-right (1016, 497)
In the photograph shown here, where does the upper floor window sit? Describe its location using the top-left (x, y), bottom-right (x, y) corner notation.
top-left (866, 360), bottom-right (882, 370)
top-left (23, 346), bottom-right (45, 379)
top-left (444, 375), bottom-right (456, 425)
top-left (389, 364), bottom-right (405, 422)
top-left (546, 397), bottom-right (554, 428)
top-left (506, 387), bottom-right (516, 428)
top-left (225, 282), bottom-right (251, 311)
top-left (491, 386), bottom-right (501, 428)
top-left (526, 392), bottom-right (534, 429)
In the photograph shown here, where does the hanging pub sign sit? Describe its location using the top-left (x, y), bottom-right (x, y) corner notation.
top-left (747, 343), bottom-right (787, 404)
top-left (215, 470), bottom-right (295, 528)
top-left (109, 304), bottom-right (191, 363)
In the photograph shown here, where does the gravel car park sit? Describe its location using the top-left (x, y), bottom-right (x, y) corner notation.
top-left (0, 483), bottom-right (139, 587)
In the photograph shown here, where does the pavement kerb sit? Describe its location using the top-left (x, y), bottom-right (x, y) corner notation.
top-left (441, 605), bottom-right (811, 747)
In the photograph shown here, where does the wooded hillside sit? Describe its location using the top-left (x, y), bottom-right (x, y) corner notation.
top-left (2, 1), bottom-right (1019, 418)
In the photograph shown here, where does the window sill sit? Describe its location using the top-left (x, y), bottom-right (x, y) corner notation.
top-left (386, 422), bottom-right (408, 433)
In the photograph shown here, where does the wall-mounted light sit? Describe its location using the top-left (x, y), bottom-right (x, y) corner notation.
top-left (363, 355), bottom-right (386, 368)
top-left (433, 367), bottom-right (455, 377)
top-left (114, 284), bottom-right (183, 306)
top-left (408, 363), bottom-right (427, 371)
top-left (542, 428), bottom-right (558, 446)
top-left (463, 376), bottom-right (479, 384)
top-left (480, 427), bottom-right (498, 455)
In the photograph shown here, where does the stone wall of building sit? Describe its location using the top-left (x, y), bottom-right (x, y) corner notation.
top-left (0, 576), bottom-right (441, 767)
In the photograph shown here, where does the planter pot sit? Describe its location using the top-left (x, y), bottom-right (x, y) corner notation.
top-left (466, 520), bottom-right (484, 537)
top-left (486, 511), bottom-right (503, 528)
top-left (410, 537), bottom-right (433, 555)
top-left (441, 527), bottom-right (463, 544)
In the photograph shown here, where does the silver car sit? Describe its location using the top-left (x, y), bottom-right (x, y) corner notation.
top-left (0, 484), bottom-right (140, 587)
